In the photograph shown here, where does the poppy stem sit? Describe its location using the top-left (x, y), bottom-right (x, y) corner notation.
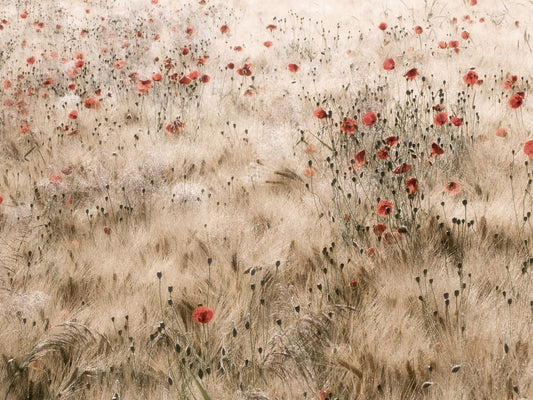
top-left (509, 171), bottom-right (524, 248)
top-left (507, 300), bottom-right (513, 341)
top-left (105, 184), bottom-right (116, 222)
top-left (309, 131), bottom-right (333, 152)
top-left (206, 258), bottom-right (212, 307)
top-left (158, 275), bottom-right (165, 322)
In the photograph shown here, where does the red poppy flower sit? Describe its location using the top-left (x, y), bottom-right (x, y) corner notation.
top-left (443, 181), bottom-right (461, 195)
top-left (304, 144), bottom-right (317, 154)
top-left (377, 200), bottom-right (393, 217)
top-left (227, 62), bottom-right (234, 70)
top-left (303, 168), bottom-right (316, 177)
top-left (234, 46), bottom-right (243, 52)
top-left (397, 226), bottom-right (408, 234)
top-left (313, 108), bottom-right (327, 119)
top-left (384, 136), bottom-right (399, 147)
top-left (377, 147), bottom-right (389, 160)
top-left (393, 163), bottom-right (412, 174)
top-left (152, 73), bottom-right (162, 81)
top-left (438, 41), bottom-right (448, 49)
top-left (504, 75), bottom-right (517, 90)
top-left (524, 140), bottom-right (533, 158)
top-left (137, 79), bottom-right (152, 94)
top-left (41, 77), bottom-right (54, 87)
top-left (104, 226), bottom-right (111, 234)
top-left (495, 128), bottom-right (507, 137)
top-left (288, 64), bottom-right (300, 73)
top-left (349, 280), bottom-right (358, 288)
top-left (27, 56), bottom-right (36, 65)
top-left (382, 232), bottom-right (397, 245)
top-left (461, 31), bottom-right (469, 40)
top-left (340, 117), bottom-right (357, 134)
top-left (162, 58), bottom-right (173, 69)
top-left (406, 177), bottom-right (419, 194)
top-left (200, 74), bottom-right (210, 83)
top-left (186, 26), bottom-right (194, 35)
top-left (84, 97), bottom-right (100, 110)
top-left (264, 41), bottom-right (273, 48)
top-left (319, 388), bottom-right (331, 400)
top-left (509, 92), bottom-right (524, 109)
top-left (383, 58), bottom-right (395, 71)
top-left (365, 247), bottom-right (377, 257)
top-left (3, 80), bottom-right (11, 90)
top-left (373, 223), bottom-right (387, 237)
top-left (355, 150), bottom-right (365, 165)
top-left (188, 71), bottom-right (199, 80)
top-left (448, 40), bottom-right (459, 49)
top-left (463, 70), bottom-right (478, 86)
top-left (403, 68), bottom-right (418, 81)
top-left (378, 22), bottom-right (387, 30)
top-left (179, 76), bottom-right (191, 85)
top-left (433, 104), bottom-right (445, 112)
top-left (49, 175), bottom-right (63, 186)
top-left (434, 112), bottom-right (448, 126)
top-left (470, 0), bottom-right (477, 4)
top-left (166, 118), bottom-right (185, 135)
top-left (450, 117), bottom-right (462, 126)
top-left (68, 110), bottom-right (78, 120)
top-left (414, 25), bottom-right (423, 34)
top-left (266, 24), bottom-right (277, 30)
top-left (114, 60), bottom-right (126, 70)
top-left (182, 47), bottom-right (190, 55)
top-left (431, 141), bottom-right (444, 156)
top-left (362, 111), bottom-right (377, 126)
top-left (20, 12), bottom-right (28, 18)
top-left (220, 24), bottom-right (229, 34)
top-left (237, 64), bottom-right (252, 76)
top-left (19, 124), bottom-right (31, 135)
top-left (62, 165), bottom-right (73, 175)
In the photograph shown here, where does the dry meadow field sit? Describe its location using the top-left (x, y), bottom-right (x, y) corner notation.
top-left (2, 0), bottom-right (533, 398)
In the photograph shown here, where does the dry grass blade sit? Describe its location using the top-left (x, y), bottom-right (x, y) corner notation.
top-left (20, 322), bottom-right (104, 369)
top-left (5, 322), bottom-right (111, 400)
